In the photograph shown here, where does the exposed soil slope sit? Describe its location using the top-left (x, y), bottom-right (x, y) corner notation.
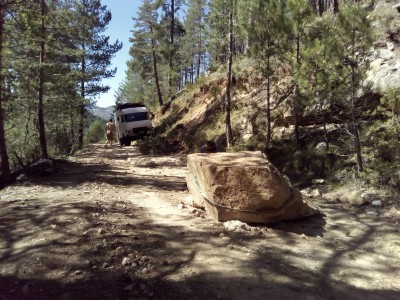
top-left (0, 144), bottom-right (399, 300)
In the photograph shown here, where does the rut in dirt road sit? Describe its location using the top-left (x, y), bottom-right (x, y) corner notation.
top-left (0, 144), bottom-right (399, 300)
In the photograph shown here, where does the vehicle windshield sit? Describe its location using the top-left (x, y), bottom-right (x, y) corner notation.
top-left (124, 112), bottom-right (148, 122)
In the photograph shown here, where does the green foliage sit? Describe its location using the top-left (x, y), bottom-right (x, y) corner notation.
top-left (0, 0), bottom-right (123, 178)
top-left (229, 134), bottom-right (264, 152)
top-left (380, 87), bottom-right (400, 118)
top-left (84, 119), bottom-right (105, 144)
top-left (209, 84), bottom-right (223, 100)
top-left (137, 136), bottom-right (166, 155)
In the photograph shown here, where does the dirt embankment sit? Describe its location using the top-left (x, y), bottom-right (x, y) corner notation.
top-left (0, 144), bottom-right (399, 300)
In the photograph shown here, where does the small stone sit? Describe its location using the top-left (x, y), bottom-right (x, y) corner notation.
top-left (310, 188), bottom-right (321, 197)
top-left (300, 187), bottom-right (312, 195)
top-left (311, 179), bottom-right (325, 184)
top-left (177, 203), bottom-right (185, 210)
top-left (102, 262), bottom-right (110, 268)
top-left (124, 284), bottom-right (135, 292)
top-left (141, 267), bottom-right (150, 274)
top-left (98, 228), bottom-right (105, 234)
top-left (74, 270), bottom-right (83, 275)
top-left (361, 192), bottom-right (372, 202)
top-left (371, 200), bottom-right (382, 207)
top-left (141, 256), bottom-right (150, 263)
top-left (162, 260), bottom-right (169, 266)
top-left (93, 243), bottom-right (102, 251)
top-left (366, 210), bottom-right (378, 216)
top-left (346, 191), bottom-right (367, 206)
top-left (17, 174), bottom-right (27, 182)
top-left (122, 257), bottom-right (132, 267)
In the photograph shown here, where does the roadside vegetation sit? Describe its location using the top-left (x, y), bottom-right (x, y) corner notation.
top-left (1, 0), bottom-right (399, 200)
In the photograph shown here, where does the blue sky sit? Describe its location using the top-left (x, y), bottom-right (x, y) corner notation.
top-left (97, 0), bottom-right (141, 108)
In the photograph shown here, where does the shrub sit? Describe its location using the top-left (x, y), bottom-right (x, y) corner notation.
top-left (137, 136), bottom-right (167, 155)
top-left (84, 119), bottom-right (105, 144)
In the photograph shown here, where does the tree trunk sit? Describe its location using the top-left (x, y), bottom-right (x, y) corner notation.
top-left (225, 4), bottom-right (234, 148)
top-left (266, 55), bottom-right (272, 149)
top-left (196, 40), bottom-right (201, 78)
top-left (168, 0), bottom-right (174, 99)
top-left (349, 26), bottom-right (363, 173)
top-left (38, 0), bottom-right (48, 158)
top-left (78, 55), bottom-right (85, 149)
top-left (317, 0), bottom-right (323, 16)
top-left (351, 65), bottom-right (363, 173)
top-left (150, 26), bottom-right (163, 106)
top-left (317, 91), bottom-right (330, 151)
top-left (294, 32), bottom-right (301, 148)
top-left (294, 89), bottom-right (301, 148)
top-left (333, 0), bottom-right (339, 14)
top-left (0, 3), bottom-right (11, 180)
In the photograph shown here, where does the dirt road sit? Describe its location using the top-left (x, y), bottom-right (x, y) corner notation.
top-left (0, 144), bottom-right (399, 300)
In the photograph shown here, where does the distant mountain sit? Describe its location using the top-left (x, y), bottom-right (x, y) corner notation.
top-left (88, 106), bottom-right (114, 120)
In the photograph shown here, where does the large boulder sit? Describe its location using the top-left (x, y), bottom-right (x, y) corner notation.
top-left (186, 151), bottom-right (320, 223)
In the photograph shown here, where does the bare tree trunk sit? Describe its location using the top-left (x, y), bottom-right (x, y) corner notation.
top-left (333, 0), bottom-right (339, 13)
top-left (0, 2), bottom-right (11, 180)
top-left (38, 0), bottom-right (48, 158)
top-left (225, 3), bottom-right (234, 148)
top-left (151, 26), bottom-right (163, 106)
top-left (168, 0), bottom-right (174, 99)
top-left (316, 89), bottom-right (330, 151)
top-left (78, 55), bottom-right (85, 149)
top-left (351, 65), bottom-right (363, 173)
top-left (196, 40), bottom-right (201, 78)
top-left (266, 55), bottom-right (272, 149)
top-left (317, 0), bottom-right (323, 16)
top-left (294, 32), bottom-right (301, 148)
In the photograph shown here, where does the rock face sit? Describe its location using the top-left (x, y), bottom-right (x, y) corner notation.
top-left (366, 42), bottom-right (400, 92)
top-left (186, 151), bottom-right (320, 223)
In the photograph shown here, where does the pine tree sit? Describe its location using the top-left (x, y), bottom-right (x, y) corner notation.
top-left (158, 0), bottom-right (183, 98)
top-left (334, 3), bottom-right (373, 173)
top-left (285, 0), bottom-right (314, 148)
top-left (71, 0), bottom-right (122, 149)
top-left (0, 1), bottom-right (10, 181)
top-left (207, 0), bottom-right (229, 66)
top-left (129, 0), bottom-right (164, 107)
top-left (225, 0), bottom-right (234, 148)
top-left (240, 0), bottom-right (288, 149)
top-left (297, 15), bottom-right (338, 151)
top-left (180, 0), bottom-right (208, 83)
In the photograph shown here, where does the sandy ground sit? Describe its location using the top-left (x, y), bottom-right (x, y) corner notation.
top-left (0, 144), bottom-right (399, 300)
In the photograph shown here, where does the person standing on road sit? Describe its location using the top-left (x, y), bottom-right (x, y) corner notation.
top-left (105, 118), bottom-right (116, 148)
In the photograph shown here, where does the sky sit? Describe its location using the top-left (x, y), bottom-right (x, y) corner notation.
top-left (96, 0), bottom-right (141, 108)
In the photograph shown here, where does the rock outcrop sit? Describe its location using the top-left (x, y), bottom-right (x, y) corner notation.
top-left (186, 151), bottom-right (320, 223)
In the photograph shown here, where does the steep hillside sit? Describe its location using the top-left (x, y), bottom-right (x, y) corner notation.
top-left (149, 3), bottom-right (400, 190)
